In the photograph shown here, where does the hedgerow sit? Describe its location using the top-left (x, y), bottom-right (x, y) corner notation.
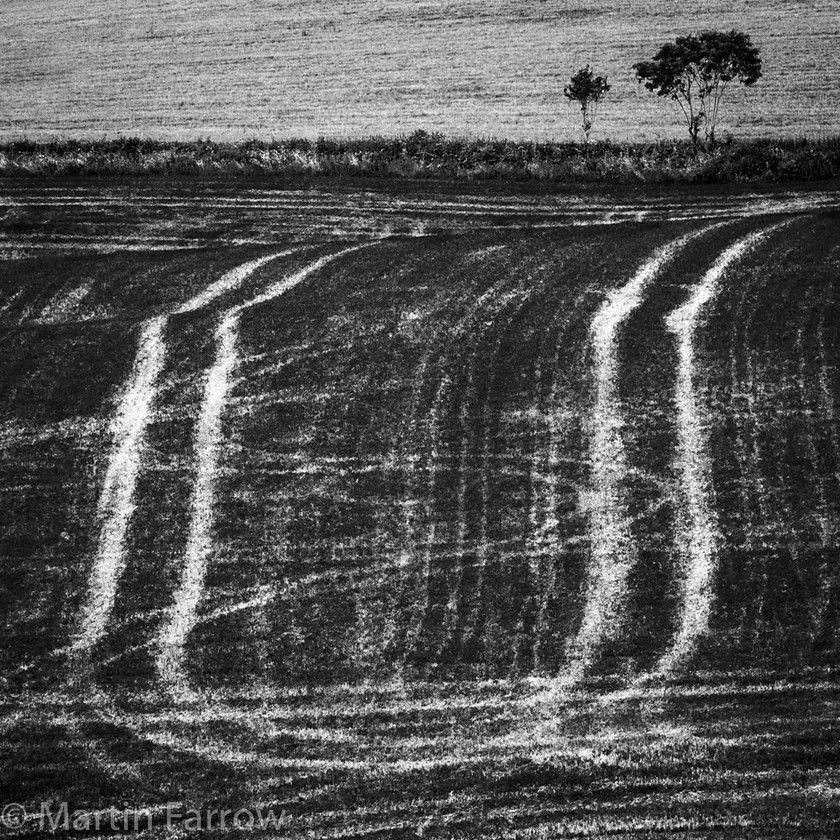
top-left (0, 132), bottom-right (838, 182)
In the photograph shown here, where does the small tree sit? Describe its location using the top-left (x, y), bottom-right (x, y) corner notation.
top-left (564, 66), bottom-right (610, 144)
top-left (633, 30), bottom-right (762, 145)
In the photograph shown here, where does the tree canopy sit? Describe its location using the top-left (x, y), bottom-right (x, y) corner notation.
top-left (563, 66), bottom-right (611, 144)
top-left (633, 30), bottom-right (762, 144)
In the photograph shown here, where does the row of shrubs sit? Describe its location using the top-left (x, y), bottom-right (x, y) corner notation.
top-left (1, 132), bottom-right (839, 182)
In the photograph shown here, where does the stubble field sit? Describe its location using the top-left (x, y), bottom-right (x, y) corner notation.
top-left (1, 0), bottom-right (839, 141)
top-left (1, 179), bottom-right (840, 837)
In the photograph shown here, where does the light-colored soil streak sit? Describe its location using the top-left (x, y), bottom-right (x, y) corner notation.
top-left (72, 315), bottom-right (168, 656)
top-left (396, 268), bottom-right (518, 665)
top-left (174, 252), bottom-right (299, 316)
top-left (156, 315), bottom-right (238, 698)
top-left (72, 251), bottom-right (299, 667)
top-left (655, 225), bottom-right (785, 675)
top-left (458, 288), bottom-right (533, 657)
top-left (565, 231), bottom-right (703, 683)
top-left (158, 244), bottom-right (374, 698)
top-left (529, 284), bottom-right (603, 672)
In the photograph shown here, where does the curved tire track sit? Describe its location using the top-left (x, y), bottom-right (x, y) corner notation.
top-left (563, 230), bottom-right (706, 683)
top-left (71, 315), bottom-right (168, 658)
top-left (396, 269), bottom-right (520, 668)
top-left (71, 249), bottom-right (300, 669)
top-left (654, 224), bottom-right (787, 676)
top-left (157, 243), bottom-right (375, 698)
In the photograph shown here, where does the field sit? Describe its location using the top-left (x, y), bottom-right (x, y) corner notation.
top-left (2, 179), bottom-right (840, 837)
top-left (2, 0), bottom-right (839, 141)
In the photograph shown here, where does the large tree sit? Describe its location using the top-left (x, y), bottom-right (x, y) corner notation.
top-left (633, 30), bottom-right (762, 145)
top-left (564, 65), bottom-right (610, 144)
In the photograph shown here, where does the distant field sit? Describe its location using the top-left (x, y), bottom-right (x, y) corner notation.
top-left (2, 182), bottom-right (840, 836)
top-left (1, 0), bottom-right (839, 141)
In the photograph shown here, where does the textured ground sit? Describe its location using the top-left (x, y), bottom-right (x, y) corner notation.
top-left (1, 180), bottom-right (840, 837)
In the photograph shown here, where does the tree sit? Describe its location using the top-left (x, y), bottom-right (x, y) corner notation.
top-left (633, 30), bottom-right (762, 145)
top-left (563, 66), bottom-right (610, 144)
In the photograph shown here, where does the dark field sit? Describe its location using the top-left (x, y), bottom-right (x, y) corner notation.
top-left (1, 180), bottom-right (840, 837)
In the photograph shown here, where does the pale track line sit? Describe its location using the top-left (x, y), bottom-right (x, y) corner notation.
top-left (798, 307), bottom-right (832, 549)
top-left (790, 287), bottom-right (829, 636)
top-left (173, 252), bottom-right (300, 315)
top-left (155, 315), bottom-right (238, 698)
top-left (562, 230), bottom-right (708, 685)
top-left (402, 372), bottom-right (450, 664)
top-left (654, 223), bottom-right (788, 676)
top-left (157, 243), bottom-right (375, 700)
top-left (726, 257), bottom-right (760, 634)
top-left (24, 665), bottom-right (840, 796)
top-left (490, 307), bottom-right (558, 672)
top-left (407, 283), bottom-right (524, 664)
top-left (385, 340), bottom-right (440, 665)
top-left (434, 282), bottom-right (543, 663)
top-left (0, 288), bottom-right (24, 318)
top-left (70, 250), bottom-right (301, 662)
top-left (532, 310), bottom-right (580, 671)
top-left (763, 274), bottom-right (835, 642)
top-left (446, 397), bottom-right (472, 652)
top-left (513, 314), bottom-right (556, 673)
top-left (470, 312), bottom-right (537, 669)
top-left (71, 315), bottom-right (168, 656)
top-left (525, 320), bottom-right (552, 581)
top-left (726, 237), bottom-right (782, 640)
top-left (527, 285), bottom-right (596, 672)
top-left (817, 296), bottom-right (840, 495)
top-left (814, 300), bottom-right (840, 639)
top-left (319, 247), bottom-right (491, 670)
top-left (69, 675), bottom-right (840, 779)
top-left (35, 280), bottom-right (93, 324)
top-left (421, 274), bottom-right (546, 664)
top-left (394, 269), bottom-right (518, 668)
top-left (445, 287), bottom-right (534, 661)
top-left (751, 270), bottom-right (818, 636)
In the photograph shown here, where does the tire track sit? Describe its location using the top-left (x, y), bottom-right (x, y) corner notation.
top-left (157, 243), bottom-right (374, 699)
top-left (467, 279), bottom-right (590, 672)
top-left (748, 265), bottom-right (807, 647)
top-left (718, 233), bottom-right (781, 650)
top-left (723, 253), bottom-right (762, 638)
top-left (747, 261), bottom-right (825, 652)
top-left (564, 231), bottom-right (704, 683)
top-left (798, 314), bottom-right (832, 549)
top-left (457, 252), bottom-right (619, 670)
top-left (518, 316), bottom-right (556, 670)
top-left (407, 282), bottom-right (524, 666)
top-left (510, 308), bottom-right (557, 672)
top-left (71, 249), bottom-right (300, 669)
top-left (655, 224), bottom-right (786, 676)
top-left (402, 372), bottom-right (450, 666)
top-left (379, 249), bottom-right (486, 667)
top-left (531, 305), bottom-right (583, 673)
top-left (451, 286), bottom-right (535, 664)
top-left (762, 271), bottom-right (833, 648)
top-left (528, 284), bottom-right (603, 673)
top-left (814, 300), bottom-right (840, 645)
top-left (396, 268), bottom-right (519, 668)
top-left (71, 315), bottom-right (168, 658)
top-left (789, 288), bottom-right (827, 639)
top-left (155, 315), bottom-right (238, 698)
